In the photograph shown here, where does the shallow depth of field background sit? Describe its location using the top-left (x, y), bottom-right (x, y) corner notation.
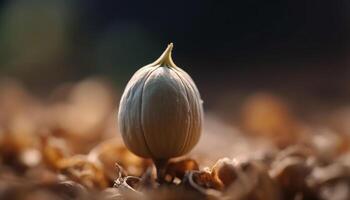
top-left (0, 0), bottom-right (350, 164)
top-left (0, 0), bottom-right (349, 103)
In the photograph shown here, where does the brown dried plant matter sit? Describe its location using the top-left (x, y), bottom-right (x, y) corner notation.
top-left (0, 78), bottom-right (350, 199)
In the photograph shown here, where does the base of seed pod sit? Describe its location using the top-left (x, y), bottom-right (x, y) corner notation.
top-left (154, 159), bottom-right (169, 184)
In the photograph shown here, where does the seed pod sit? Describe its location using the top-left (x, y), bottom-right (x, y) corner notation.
top-left (118, 43), bottom-right (203, 161)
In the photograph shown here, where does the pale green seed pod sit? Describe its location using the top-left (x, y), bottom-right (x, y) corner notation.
top-left (118, 43), bottom-right (203, 160)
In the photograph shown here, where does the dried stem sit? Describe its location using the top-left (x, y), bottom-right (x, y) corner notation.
top-left (153, 159), bottom-right (169, 184)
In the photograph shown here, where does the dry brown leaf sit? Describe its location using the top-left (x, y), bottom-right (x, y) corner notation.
top-left (57, 155), bottom-right (109, 190)
top-left (88, 138), bottom-right (151, 179)
top-left (164, 158), bottom-right (199, 183)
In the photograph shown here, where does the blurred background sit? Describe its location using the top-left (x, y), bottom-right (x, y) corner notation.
top-left (0, 0), bottom-right (349, 148)
top-left (0, 0), bottom-right (349, 115)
